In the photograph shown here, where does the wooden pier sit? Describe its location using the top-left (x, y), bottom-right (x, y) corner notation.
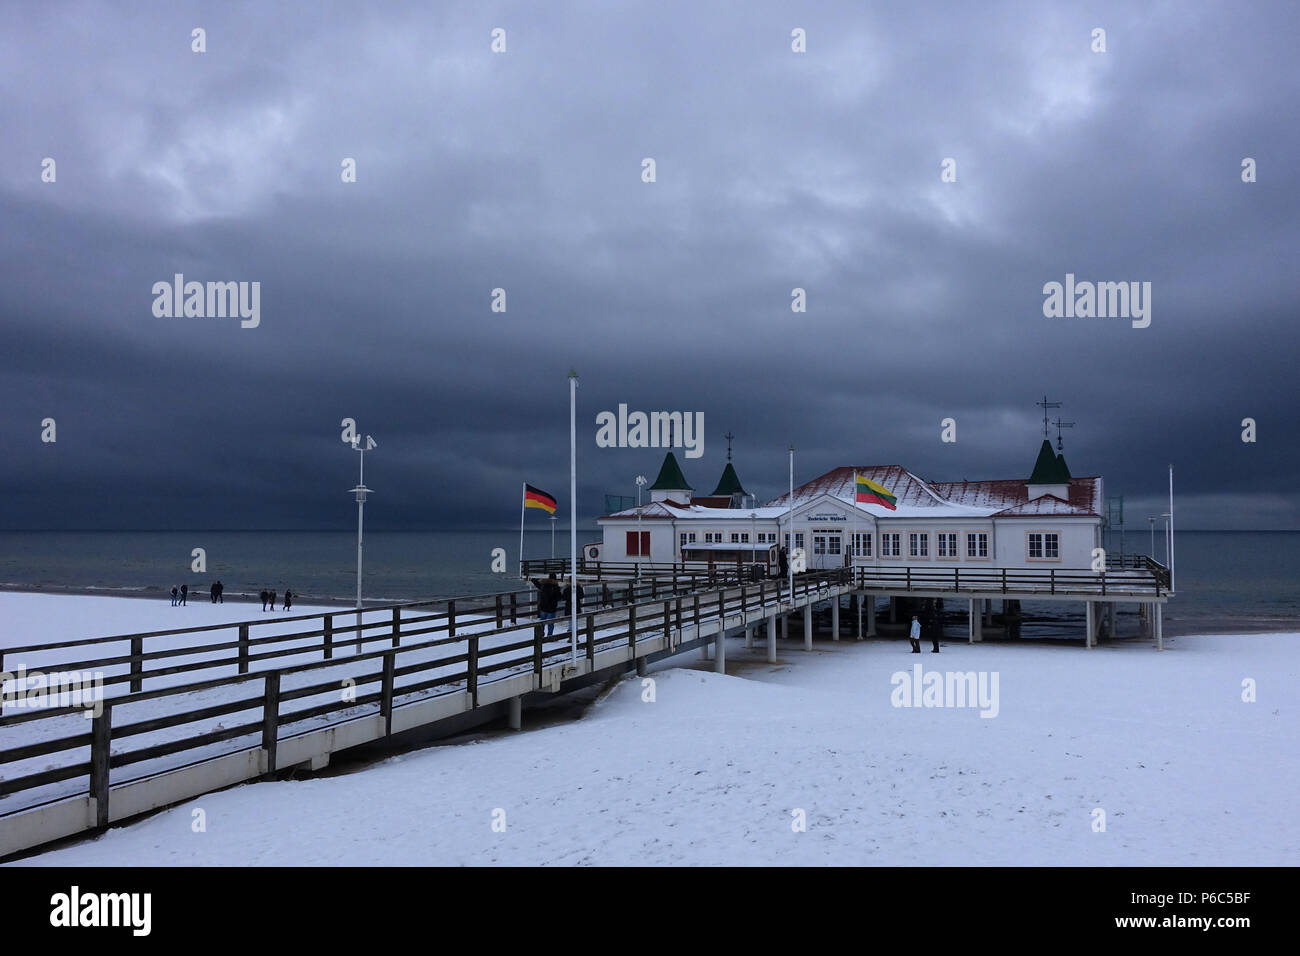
top-left (0, 559), bottom-right (1170, 857)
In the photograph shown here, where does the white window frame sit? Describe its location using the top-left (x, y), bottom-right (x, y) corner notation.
top-left (880, 532), bottom-right (902, 559)
top-left (966, 531), bottom-right (990, 560)
top-left (908, 531), bottom-right (930, 560)
top-left (851, 531), bottom-right (873, 558)
top-left (935, 530), bottom-right (958, 561)
top-left (1026, 529), bottom-right (1062, 563)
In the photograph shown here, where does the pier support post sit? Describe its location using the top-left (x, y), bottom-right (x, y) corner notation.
top-left (832, 598), bottom-right (840, 642)
top-left (745, 625), bottom-right (753, 650)
top-left (1085, 601), bottom-right (1095, 648)
top-left (781, 614), bottom-right (789, 640)
top-left (804, 606), bottom-right (813, 651)
top-left (1107, 602), bottom-right (1117, 639)
top-left (1155, 603), bottom-right (1163, 651)
top-left (714, 627), bottom-right (726, 674)
top-left (983, 599), bottom-right (992, 627)
top-left (889, 597), bottom-right (898, 624)
top-left (700, 642), bottom-right (710, 661)
top-left (866, 595), bottom-right (877, 637)
top-left (508, 696), bottom-right (521, 731)
top-left (969, 599), bottom-right (983, 643)
top-left (636, 656), bottom-right (647, 676)
top-left (767, 614), bottom-right (777, 663)
top-left (857, 594), bottom-right (864, 640)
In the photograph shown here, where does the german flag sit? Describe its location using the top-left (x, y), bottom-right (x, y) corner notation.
top-left (854, 472), bottom-right (897, 511)
top-left (524, 484), bottom-right (557, 514)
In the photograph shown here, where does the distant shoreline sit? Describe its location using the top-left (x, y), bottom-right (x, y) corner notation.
top-left (0, 582), bottom-right (371, 608)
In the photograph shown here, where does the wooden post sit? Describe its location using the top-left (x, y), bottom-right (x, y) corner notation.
top-left (586, 613), bottom-right (595, 662)
top-left (447, 599), bottom-right (457, 638)
top-left (767, 614), bottom-right (777, 663)
top-left (804, 604), bottom-right (813, 651)
top-left (832, 597), bottom-right (840, 642)
top-left (664, 600), bottom-right (672, 648)
top-left (262, 672), bottom-right (280, 774)
top-left (130, 636), bottom-right (143, 693)
top-left (694, 593), bottom-right (701, 638)
top-left (602, 582), bottom-right (610, 608)
top-left (467, 635), bottom-right (479, 707)
top-left (381, 652), bottom-right (395, 734)
top-left (533, 624), bottom-right (544, 675)
top-left (510, 591), bottom-right (518, 624)
top-left (238, 623), bottom-right (249, 675)
top-left (392, 607), bottom-right (401, 648)
top-left (89, 703), bottom-right (112, 828)
top-left (495, 594), bottom-right (503, 628)
top-left (323, 615), bottom-right (333, 660)
top-left (628, 603), bottom-right (638, 654)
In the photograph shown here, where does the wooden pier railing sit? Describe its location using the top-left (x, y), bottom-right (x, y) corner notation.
top-left (853, 565), bottom-right (1167, 597)
top-left (0, 568), bottom-right (852, 831)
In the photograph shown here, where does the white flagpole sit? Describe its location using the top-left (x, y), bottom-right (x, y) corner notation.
top-left (569, 370), bottom-right (579, 663)
top-left (519, 481), bottom-right (527, 578)
top-left (1168, 464), bottom-right (1175, 592)
top-left (788, 445), bottom-right (794, 600)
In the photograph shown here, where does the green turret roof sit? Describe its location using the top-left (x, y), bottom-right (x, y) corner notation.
top-left (710, 462), bottom-right (748, 497)
top-left (1028, 439), bottom-right (1071, 484)
top-left (649, 452), bottom-right (692, 491)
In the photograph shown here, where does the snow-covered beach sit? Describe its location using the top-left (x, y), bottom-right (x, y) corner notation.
top-left (3, 592), bottom-right (1296, 866)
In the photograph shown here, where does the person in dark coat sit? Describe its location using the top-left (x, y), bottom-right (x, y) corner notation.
top-left (529, 573), bottom-right (562, 637)
top-left (209, 582), bottom-right (218, 603)
top-left (179, 583), bottom-right (188, 606)
top-left (215, 580), bottom-right (223, 604)
top-left (283, 589), bottom-right (292, 611)
top-left (268, 589), bottom-right (277, 613)
top-left (171, 586), bottom-right (179, 607)
top-left (924, 599), bottom-right (941, 653)
top-left (778, 546), bottom-right (789, 579)
top-left (260, 589), bottom-right (269, 612)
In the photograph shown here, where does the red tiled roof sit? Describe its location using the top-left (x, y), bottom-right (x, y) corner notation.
top-left (766, 466), bottom-right (1102, 516)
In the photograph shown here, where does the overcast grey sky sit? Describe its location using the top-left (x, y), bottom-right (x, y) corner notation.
top-left (1, 0), bottom-right (1296, 531)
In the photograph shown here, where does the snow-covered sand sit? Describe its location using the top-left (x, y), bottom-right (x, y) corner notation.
top-left (6, 591), bottom-right (1296, 865)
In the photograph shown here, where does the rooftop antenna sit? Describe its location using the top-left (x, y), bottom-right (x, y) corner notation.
top-left (1035, 395), bottom-right (1062, 439)
top-left (724, 430), bottom-right (735, 462)
top-left (1052, 417), bottom-right (1075, 452)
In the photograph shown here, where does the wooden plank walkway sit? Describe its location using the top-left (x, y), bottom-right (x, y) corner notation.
top-left (0, 569), bottom-right (851, 857)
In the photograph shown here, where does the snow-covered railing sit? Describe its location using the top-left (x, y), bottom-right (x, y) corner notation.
top-left (0, 568), bottom-right (853, 841)
top-left (854, 566), bottom-right (1167, 597)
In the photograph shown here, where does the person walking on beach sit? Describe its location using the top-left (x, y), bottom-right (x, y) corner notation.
top-left (909, 615), bottom-right (921, 653)
top-left (529, 573), bottom-right (562, 638)
top-left (215, 580), bottom-right (223, 604)
top-left (283, 589), bottom-right (292, 611)
top-left (179, 583), bottom-right (188, 606)
top-left (260, 589), bottom-right (269, 612)
top-left (209, 582), bottom-right (217, 604)
top-left (171, 586), bottom-right (179, 607)
top-left (268, 589), bottom-right (277, 613)
top-left (926, 601), bottom-right (941, 654)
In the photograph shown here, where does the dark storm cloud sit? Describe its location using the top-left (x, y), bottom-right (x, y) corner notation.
top-left (1, 0), bottom-right (1297, 531)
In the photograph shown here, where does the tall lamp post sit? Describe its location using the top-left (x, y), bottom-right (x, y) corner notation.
top-left (1147, 516), bottom-right (1156, 562)
top-left (350, 434), bottom-right (377, 649)
top-left (635, 474), bottom-right (647, 577)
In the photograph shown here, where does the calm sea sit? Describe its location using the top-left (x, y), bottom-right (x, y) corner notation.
top-left (0, 530), bottom-right (1297, 638)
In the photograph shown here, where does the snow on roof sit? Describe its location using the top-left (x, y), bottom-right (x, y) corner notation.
top-left (599, 466), bottom-right (1102, 521)
top-left (766, 466), bottom-right (1102, 518)
top-left (988, 495), bottom-right (1098, 517)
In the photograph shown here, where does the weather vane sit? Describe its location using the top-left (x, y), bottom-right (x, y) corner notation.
top-left (1035, 395), bottom-right (1062, 439)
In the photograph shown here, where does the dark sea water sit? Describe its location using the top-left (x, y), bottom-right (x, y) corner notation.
top-left (0, 530), bottom-right (1296, 638)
